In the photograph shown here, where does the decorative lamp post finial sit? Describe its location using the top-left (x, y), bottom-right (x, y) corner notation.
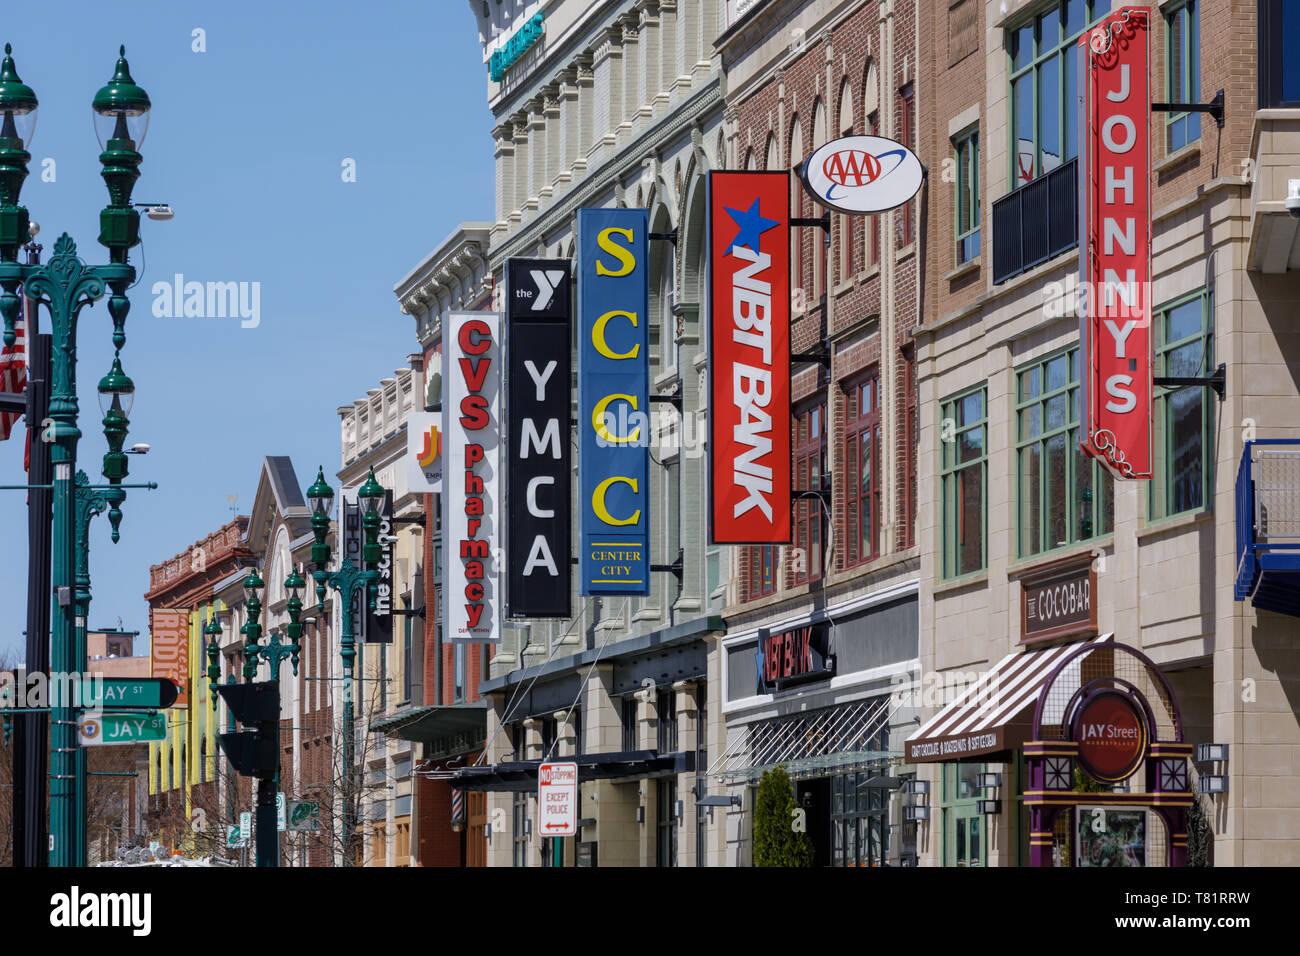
top-left (0, 41), bottom-right (37, 264)
top-left (93, 45), bottom-right (149, 259)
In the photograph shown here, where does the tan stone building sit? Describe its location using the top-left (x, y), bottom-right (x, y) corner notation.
top-left (907, 0), bottom-right (1300, 866)
top-left (461, 0), bottom-right (730, 867)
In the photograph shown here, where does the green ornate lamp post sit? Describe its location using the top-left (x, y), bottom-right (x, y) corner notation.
top-left (0, 43), bottom-right (152, 867)
top-left (240, 568), bottom-right (265, 681)
top-left (71, 469), bottom-right (156, 863)
top-left (203, 566), bottom-right (308, 866)
top-left (305, 465), bottom-right (385, 866)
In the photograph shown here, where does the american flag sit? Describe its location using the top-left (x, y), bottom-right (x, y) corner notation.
top-left (0, 285), bottom-right (28, 443)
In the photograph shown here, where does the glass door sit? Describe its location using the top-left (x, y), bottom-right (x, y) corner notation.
top-left (943, 762), bottom-right (986, 867)
top-left (831, 771), bottom-right (890, 866)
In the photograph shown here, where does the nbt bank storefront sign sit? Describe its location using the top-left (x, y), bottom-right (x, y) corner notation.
top-left (578, 208), bottom-right (649, 595)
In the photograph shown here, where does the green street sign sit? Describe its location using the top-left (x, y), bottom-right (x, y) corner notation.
top-left (287, 800), bottom-right (321, 832)
top-left (81, 677), bottom-right (180, 709)
top-left (78, 711), bottom-right (167, 746)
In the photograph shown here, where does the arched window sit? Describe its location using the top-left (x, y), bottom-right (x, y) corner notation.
top-left (788, 115), bottom-right (804, 308)
top-left (743, 147), bottom-right (755, 171)
top-left (659, 250), bottom-right (675, 371)
top-left (811, 99), bottom-right (827, 298)
top-left (863, 60), bottom-right (880, 269)
top-left (838, 79), bottom-right (856, 282)
top-left (838, 78), bottom-right (854, 134)
top-left (764, 132), bottom-right (778, 171)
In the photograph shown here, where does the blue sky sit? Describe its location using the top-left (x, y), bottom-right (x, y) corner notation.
top-left (0, 1), bottom-right (494, 660)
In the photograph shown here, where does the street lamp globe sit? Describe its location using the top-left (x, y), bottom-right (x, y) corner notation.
top-left (0, 44), bottom-right (38, 149)
top-left (358, 466), bottom-right (384, 516)
top-left (285, 565), bottom-right (305, 598)
top-left (243, 568), bottom-right (264, 603)
top-left (92, 45), bottom-right (150, 150)
top-left (97, 352), bottom-right (134, 417)
top-left (307, 467), bottom-right (334, 519)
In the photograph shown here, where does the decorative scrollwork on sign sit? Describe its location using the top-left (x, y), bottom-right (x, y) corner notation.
top-left (1088, 8), bottom-right (1140, 67)
top-left (1092, 429), bottom-right (1136, 478)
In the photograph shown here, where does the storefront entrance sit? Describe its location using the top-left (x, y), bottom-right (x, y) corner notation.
top-left (941, 763), bottom-right (985, 866)
top-left (796, 771), bottom-right (891, 867)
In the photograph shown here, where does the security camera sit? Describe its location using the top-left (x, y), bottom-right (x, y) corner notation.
top-left (1287, 179), bottom-right (1300, 219)
top-left (127, 442), bottom-right (150, 455)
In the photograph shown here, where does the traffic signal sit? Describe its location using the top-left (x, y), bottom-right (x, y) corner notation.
top-left (216, 680), bottom-right (280, 779)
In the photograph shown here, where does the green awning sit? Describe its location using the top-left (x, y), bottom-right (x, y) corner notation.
top-left (369, 703), bottom-right (486, 744)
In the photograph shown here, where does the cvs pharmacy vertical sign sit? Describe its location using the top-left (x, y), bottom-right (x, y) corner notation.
top-left (578, 208), bottom-right (650, 595)
top-left (444, 311), bottom-right (502, 642)
top-left (707, 171), bottom-right (791, 542)
top-left (1078, 8), bottom-right (1152, 479)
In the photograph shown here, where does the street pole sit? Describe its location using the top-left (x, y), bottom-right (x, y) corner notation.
top-left (306, 466), bottom-right (383, 867)
top-left (19, 307), bottom-right (49, 868)
top-left (72, 471), bottom-right (153, 863)
top-left (0, 44), bottom-right (151, 868)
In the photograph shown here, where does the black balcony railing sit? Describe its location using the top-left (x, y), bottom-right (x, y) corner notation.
top-left (991, 158), bottom-right (1078, 285)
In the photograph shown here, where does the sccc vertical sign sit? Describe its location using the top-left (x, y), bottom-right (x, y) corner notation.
top-left (578, 208), bottom-right (649, 595)
top-left (1078, 8), bottom-right (1152, 479)
top-left (444, 311), bottom-right (502, 642)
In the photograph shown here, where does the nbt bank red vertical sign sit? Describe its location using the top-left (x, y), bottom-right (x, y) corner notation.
top-left (1079, 8), bottom-right (1152, 479)
top-left (708, 171), bottom-right (791, 543)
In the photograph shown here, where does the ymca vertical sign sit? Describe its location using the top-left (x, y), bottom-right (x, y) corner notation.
top-left (506, 258), bottom-right (572, 618)
top-left (1078, 8), bottom-right (1152, 479)
top-left (578, 208), bottom-right (649, 595)
top-left (708, 171), bottom-right (792, 543)
top-left (444, 311), bottom-right (502, 642)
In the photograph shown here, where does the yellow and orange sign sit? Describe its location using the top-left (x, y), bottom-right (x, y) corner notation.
top-left (150, 608), bottom-right (189, 708)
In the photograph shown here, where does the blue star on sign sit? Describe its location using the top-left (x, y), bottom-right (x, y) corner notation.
top-left (724, 198), bottom-right (779, 255)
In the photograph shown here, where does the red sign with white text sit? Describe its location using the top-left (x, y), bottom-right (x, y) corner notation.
top-left (538, 761), bottom-right (577, 836)
top-left (708, 171), bottom-right (792, 543)
top-left (1079, 8), bottom-right (1152, 479)
top-left (1074, 692), bottom-right (1147, 782)
top-left (443, 311), bottom-right (501, 643)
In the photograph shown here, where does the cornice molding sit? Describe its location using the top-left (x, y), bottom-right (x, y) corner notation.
top-left (488, 77), bottom-right (722, 266)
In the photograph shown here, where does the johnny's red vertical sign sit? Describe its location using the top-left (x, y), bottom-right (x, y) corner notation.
top-left (708, 171), bottom-right (792, 543)
top-left (1078, 8), bottom-right (1152, 479)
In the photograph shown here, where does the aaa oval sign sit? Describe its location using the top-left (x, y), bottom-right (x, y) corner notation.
top-left (800, 135), bottom-right (924, 214)
top-left (1073, 692), bottom-right (1147, 783)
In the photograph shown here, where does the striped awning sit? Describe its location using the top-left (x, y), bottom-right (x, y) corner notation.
top-left (905, 633), bottom-right (1112, 763)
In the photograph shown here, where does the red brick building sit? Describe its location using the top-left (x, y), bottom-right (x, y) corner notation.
top-left (714, 0), bottom-right (925, 867)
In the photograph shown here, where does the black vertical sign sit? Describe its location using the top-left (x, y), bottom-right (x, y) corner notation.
top-left (343, 499), bottom-right (366, 641)
top-left (507, 257), bottom-right (572, 618)
top-left (365, 490), bottom-right (394, 644)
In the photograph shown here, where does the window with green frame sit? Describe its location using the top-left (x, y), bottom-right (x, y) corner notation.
top-left (1009, 0), bottom-right (1103, 187)
top-left (1016, 347), bottom-right (1114, 558)
top-left (954, 127), bottom-right (981, 264)
top-left (1150, 289), bottom-right (1214, 521)
top-left (942, 762), bottom-right (986, 866)
top-left (941, 387), bottom-right (987, 578)
top-left (1165, 0), bottom-right (1201, 153)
